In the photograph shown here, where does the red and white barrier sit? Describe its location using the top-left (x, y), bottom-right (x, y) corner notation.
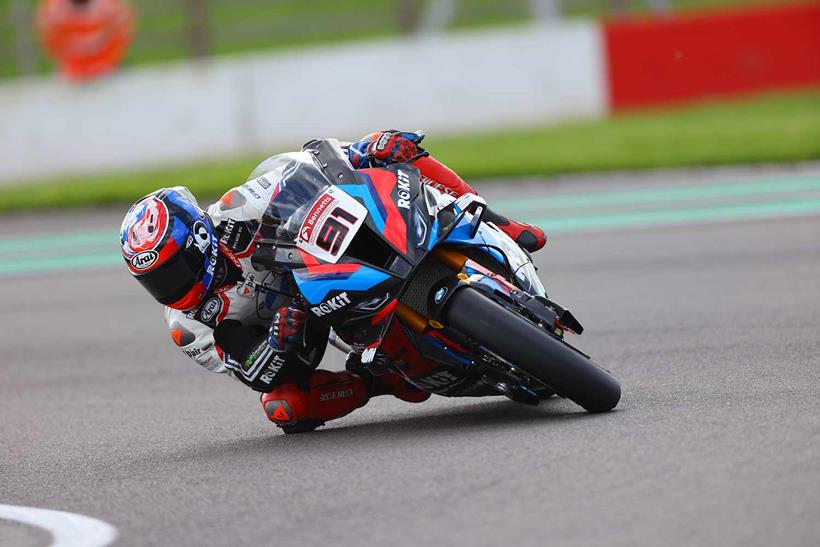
top-left (603, 2), bottom-right (820, 109)
top-left (0, 2), bottom-right (818, 183)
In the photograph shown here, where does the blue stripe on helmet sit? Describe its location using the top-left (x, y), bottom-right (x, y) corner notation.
top-left (164, 188), bottom-right (218, 295)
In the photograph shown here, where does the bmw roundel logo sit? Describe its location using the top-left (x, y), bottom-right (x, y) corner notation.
top-left (434, 287), bottom-right (448, 303)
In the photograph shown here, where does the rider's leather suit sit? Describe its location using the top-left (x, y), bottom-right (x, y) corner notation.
top-left (163, 167), bottom-right (293, 389)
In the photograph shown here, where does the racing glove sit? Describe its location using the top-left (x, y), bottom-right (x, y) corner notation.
top-left (214, 307), bottom-right (309, 392)
top-left (269, 306), bottom-right (306, 353)
top-left (348, 130), bottom-right (428, 168)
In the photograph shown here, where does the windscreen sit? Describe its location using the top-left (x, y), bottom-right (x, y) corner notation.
top-left (256, 152), bottom-right (332, 245)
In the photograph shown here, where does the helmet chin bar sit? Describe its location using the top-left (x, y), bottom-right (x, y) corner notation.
top-left (210, 252), bottom-right (240, 294)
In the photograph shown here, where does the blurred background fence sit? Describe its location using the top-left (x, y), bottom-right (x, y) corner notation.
top-left (0, 0), bottom-right (817, 206)
top-left (0, 0), bottom-right (785, 80)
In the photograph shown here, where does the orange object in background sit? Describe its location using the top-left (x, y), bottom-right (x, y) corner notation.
top-left (36, 0), bottom-right (135, 82)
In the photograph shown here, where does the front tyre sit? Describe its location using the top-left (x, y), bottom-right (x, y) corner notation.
top-left (443, 287), bottom-right (621, 412)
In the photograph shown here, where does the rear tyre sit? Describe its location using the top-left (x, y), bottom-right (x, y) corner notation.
top-left (443, 287), bottom-right (621, 412)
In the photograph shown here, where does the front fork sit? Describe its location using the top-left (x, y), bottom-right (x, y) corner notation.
top-left (392, 247), bottom-right (543, 335)
top-left (427, 247), bottom-right (584, 337)
top-left (389, 248), bottom-right (566, 403)
top-left (390, 248), bottom-right (468, 335)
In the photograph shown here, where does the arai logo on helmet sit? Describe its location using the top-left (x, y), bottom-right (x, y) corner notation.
top-left (126, 197), bottom-right (169, 253)
top-left (200, 296), bottom-right (222, 322)
top-left (130, 250), bottom-right (158, 271)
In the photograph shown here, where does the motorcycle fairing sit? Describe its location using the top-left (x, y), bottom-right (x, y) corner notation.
top-left (442, 217), bottom-right (546, 298)
top-left (253, 141), bottom-right (548, 394)
top-left (287, 167), bottom-right (423, 320)
top-left (292, 264), bottom-right (393, 304)
top-left (339, 169), bottom-right (408, 254)
top-left (372, 197), bottom-right (550, 394)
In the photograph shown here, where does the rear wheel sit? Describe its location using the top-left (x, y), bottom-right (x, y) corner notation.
top-left (443, 287), bottom-right (621, 412)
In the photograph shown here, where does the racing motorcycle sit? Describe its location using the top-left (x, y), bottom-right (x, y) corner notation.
top-left (251, 139), bottom-right (620, 415)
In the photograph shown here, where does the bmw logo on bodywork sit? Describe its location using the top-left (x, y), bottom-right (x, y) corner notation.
top-left (434, 287), bottom-right (448, 303)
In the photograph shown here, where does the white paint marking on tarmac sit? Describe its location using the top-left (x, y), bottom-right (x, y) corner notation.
top-left (0, 505), bottom-right (117, 547)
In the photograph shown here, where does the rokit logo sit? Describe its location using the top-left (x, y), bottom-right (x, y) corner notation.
top-left (310, 292), bottom-right (351, 317)
top-left (219, 218), bottom-right (253, 253)
top-left (219, 218), bottom-right (237, 245)
top-left (258, 354), bottom-right (286, 384)
top-left (130, 250), bottom-right (158, 271)
top-left (396, 170), bottom-right (411, 209)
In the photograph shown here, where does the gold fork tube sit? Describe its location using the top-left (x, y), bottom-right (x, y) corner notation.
top-left (431, 247), bottom-right (467, 272)
top-left (395, 302), bottom-right (428, 333)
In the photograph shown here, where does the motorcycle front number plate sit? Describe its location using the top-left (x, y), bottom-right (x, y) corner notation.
top-left (296, 186), bottom-right (367, 264)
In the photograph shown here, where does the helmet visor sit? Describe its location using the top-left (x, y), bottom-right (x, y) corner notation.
top-left (134, 244), bottom-right (205, 306)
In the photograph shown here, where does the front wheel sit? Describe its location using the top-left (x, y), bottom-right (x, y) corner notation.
top-left (443, 287), bottom-right (621, 412)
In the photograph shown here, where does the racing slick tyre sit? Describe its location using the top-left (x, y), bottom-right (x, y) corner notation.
top-left (443, 287), bottom-right (621, 413)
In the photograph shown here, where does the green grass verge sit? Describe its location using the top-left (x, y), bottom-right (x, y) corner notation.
top-left (1, 88), bottom-right (818, 214)
top-left (429, 88), bottom-right (820, 179)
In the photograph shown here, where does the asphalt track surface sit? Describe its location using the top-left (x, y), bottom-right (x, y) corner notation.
top-left (2, 164), bottom-right (820, 546)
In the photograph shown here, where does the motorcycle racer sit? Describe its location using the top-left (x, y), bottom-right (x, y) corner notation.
top-left (120, 131), bottom-right (546, 433)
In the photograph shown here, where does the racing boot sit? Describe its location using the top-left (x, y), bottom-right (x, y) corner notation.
top-left (261, 370), bottom-right (369, 433)
top-left (374, 370), bottom-right (431, 403)
top-left (481, 210), bottom-right (546, 253)
top-left (345, 352), bottom-right (431, 404)
top-left (413, 156), bottom-right (546, 253)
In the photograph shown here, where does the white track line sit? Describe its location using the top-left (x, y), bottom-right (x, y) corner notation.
top-left (0, 504), bottom-right (117, 547)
